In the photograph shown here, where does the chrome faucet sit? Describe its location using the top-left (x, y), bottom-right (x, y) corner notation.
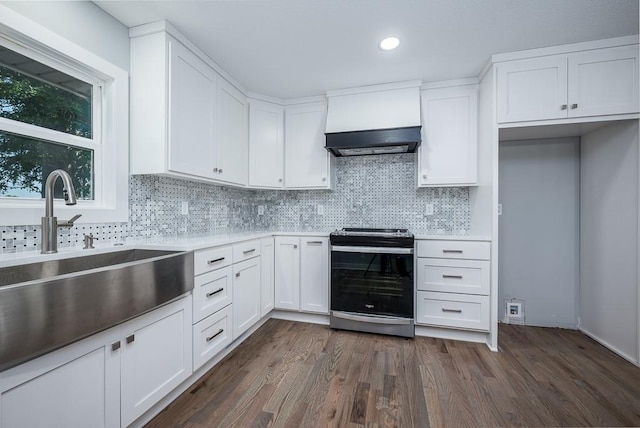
top-left (41, 169), bottom-right (81, 254)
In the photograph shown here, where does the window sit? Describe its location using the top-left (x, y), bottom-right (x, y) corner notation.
top-left (0, 6), bottom-right (129, 226)
top-left (0, 44), bottom-right (99, 201)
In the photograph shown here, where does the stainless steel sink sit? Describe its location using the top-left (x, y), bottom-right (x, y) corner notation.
top-left (0, 249), bottom-right (194, 371)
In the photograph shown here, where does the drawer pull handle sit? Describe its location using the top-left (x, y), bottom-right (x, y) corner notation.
top-left (442, 308), bottom-right (463, 313)
top-left (442, 249), bottom-right (463, 254)
top-left (111, 341), bottom-right (121, 351)
top-left (307, 241), bottom-right (323, 244)
top-left (206, 288), bottom-right (224, 297)
top-left (126, 334), bottom-right (135, 344)
top-left (243, 249), bottom-right (256, 255)
top-left (206, 329), bottom-right (224, 342)
top-left (442, 274), bottom-right (463, 279)
top-left (208, 257), bottom-right (225, 264)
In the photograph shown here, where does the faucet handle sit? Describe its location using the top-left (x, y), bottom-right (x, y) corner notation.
top-left (59, 214), bottom-right (82, 227)
top-left (83, 233), bottom-right (97, 249)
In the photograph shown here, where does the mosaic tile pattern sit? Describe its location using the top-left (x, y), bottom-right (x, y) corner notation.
top-left (1, 154), bottom-right (470, 253)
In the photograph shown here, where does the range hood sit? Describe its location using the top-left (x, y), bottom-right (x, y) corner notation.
top-left (325, 81), bottom-right (422, 157)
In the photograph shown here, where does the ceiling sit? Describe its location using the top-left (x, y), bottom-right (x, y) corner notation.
top-left (95, 0), bottom-right (639, 99)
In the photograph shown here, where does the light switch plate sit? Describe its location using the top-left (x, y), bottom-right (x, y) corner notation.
top-left (317, 205), bottom-right (324, 215)
top-left (181, 201), bottom-right (189, 215)
top-left (258, 205), bottom-right (265, 215)
top-left (425, 203), bottom-right (434, 216)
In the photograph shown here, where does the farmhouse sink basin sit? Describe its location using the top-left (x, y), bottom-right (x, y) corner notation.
top-left (0, 249), bottom-right (194, 371)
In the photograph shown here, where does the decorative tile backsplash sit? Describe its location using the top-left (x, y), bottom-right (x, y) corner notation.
top-left (1, 154), bottom-right (469, 253)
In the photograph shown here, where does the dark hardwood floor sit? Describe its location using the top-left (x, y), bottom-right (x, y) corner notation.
top-left (147, 320), bottom-right (640, 427)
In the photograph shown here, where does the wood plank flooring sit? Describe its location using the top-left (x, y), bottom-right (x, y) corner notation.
top-left (147, 320), bottom-right (640, 427)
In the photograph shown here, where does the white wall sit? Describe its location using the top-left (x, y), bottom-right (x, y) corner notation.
top-left (580, 120), bottom-right (639, 364)
top-left (1, 1), bottom-right (130, 71)
top-left (499, 137), bottom-right (580, 328)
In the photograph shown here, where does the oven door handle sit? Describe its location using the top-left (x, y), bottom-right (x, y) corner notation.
top-left (330, 245), bottom-right (413, 255)
top-left (331, 311), bottom-right (412, 325)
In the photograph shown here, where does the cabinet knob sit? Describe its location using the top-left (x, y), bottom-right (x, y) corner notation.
top-left (213, 167), bottom-right (218, 172)
top-left (235, 272), bottom-right (240, 277)
top-left (219, 168), bottom-right (223, 173)
top-left (322, 177), bottom-right (326, 182)
top-left (422, 174), bottom-right (427, 179)
top-left (293, 244), bottom-right (298, 249)
top-left (279, 178), bottom-right (283, 183)
top-left (571, 103), bottom-right (578, 109)
top-left (561, 104), bottom-right (568, 110)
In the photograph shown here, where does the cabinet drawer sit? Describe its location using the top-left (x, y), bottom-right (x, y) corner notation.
top-left (416, 291), bottom-right (489, 331)
top-left (194, 246), bottom-right (233, 276)
top-left (193, 305), bottom-right (232, 371)
top-left (417, 240), bottom-right (490, 260)
top-left (233, 239), bottom-right (261, 263)
top-left (193, 266), bottom-right (233, 323)
top-left (417, 259), bottom-right (489, 295)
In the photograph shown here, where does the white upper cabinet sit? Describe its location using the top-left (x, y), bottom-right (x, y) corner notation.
top-left (497, 44), bottom-right (639, 124)
top-left (567, 45), bottom-right (639, 118)
top-left (216, 78), bottom-right (248, 186)
top-left (130, 25), bottom-right (248, 187)
top-left (249, 100), bottom-right (284, 188)
top-left (168, 40), bottom-right (217, 179)
top-left (284, 102), bottom-right (334, 189)
top-left (497, 55), bottom-right (568, 123)
top-left (418, 85), bottom-right (478, 186)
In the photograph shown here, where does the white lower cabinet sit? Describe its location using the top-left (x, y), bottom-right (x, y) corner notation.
top-left (192, 305), bottom-right (233, 371)
top-left (416, 291), bottom-right (490, 331)
top-left (260, 237), bottom-right (275, 316)
top-left (232, 257), bottom-right (262, 338)
top-left (415, 239), bottom-right (491, 333)
top-left (300, 238), bottom-right (329, 313)
top-left (274, 237), bottom-right (300, 310)
top-left (120, 297), bottom-right (193, 427)
top-left (0, 296), bottom-right (192, 428)
top-left (274, 236), bottom-right (329, 313)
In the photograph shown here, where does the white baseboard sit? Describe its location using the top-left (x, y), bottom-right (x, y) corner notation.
top-left (270, 310), bottom-right (330, 325)
top-left (415, 325), bottom-right (491, 348)
top-left (578, 326), bottom-right (639, 366)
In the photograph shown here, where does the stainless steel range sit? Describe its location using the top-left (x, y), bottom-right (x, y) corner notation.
top-left (330, 228), bottom-right (414, 338)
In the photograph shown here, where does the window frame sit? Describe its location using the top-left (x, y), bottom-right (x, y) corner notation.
top-left (0, 6), bottom-right (128, 226)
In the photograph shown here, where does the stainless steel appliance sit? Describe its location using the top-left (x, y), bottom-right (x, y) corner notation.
top-left (330, 228), bottom-right (414, 337)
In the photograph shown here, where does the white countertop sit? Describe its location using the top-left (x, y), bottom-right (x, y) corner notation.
top-left (0, 230), bottom-right (491, 267)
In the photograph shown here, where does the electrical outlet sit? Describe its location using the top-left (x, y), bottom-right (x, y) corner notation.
top-left (181, 201), bottom-right (189, 215)
top-left (257, 205), bottom-right (265, 215)
top-left (425, 203), bottom-right (434, 216)
top-left (317, 205), bottom-right (324, 215)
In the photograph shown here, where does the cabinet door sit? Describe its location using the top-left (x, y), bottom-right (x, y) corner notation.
top-left (284, 102), bottom-right (332, 188)
top-left (168, 39), bottom-right (216, 178)
top-left (497, 56), bottom-right (568, 123)
top-left (274, 237), bottom-right (301, 310)
top-left (0, 331), bottom-right (120, 428)
top-left (249, 100), bottom-right (284, 188)
top-left (568, 45), bottom-right (639, 118)
top-left (120, 297), bottom-right (192, 427)
top-left (261, 237), bottom-right (275, 317)
top-left (418, 86), bottom-right (478, 186)
top-left (217, 77), bottom-right (248, 186)
top-left (300, 237), bottom-right (329, 314)
top-left (233, 258), bottom-right (261, 339)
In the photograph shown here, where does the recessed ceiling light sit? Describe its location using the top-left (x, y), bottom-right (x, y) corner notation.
top-left (379, 36), bottom-right (400, 51)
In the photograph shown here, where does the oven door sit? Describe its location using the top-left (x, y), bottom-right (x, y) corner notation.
top-left (330, 245), bottom-right (414, 318)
